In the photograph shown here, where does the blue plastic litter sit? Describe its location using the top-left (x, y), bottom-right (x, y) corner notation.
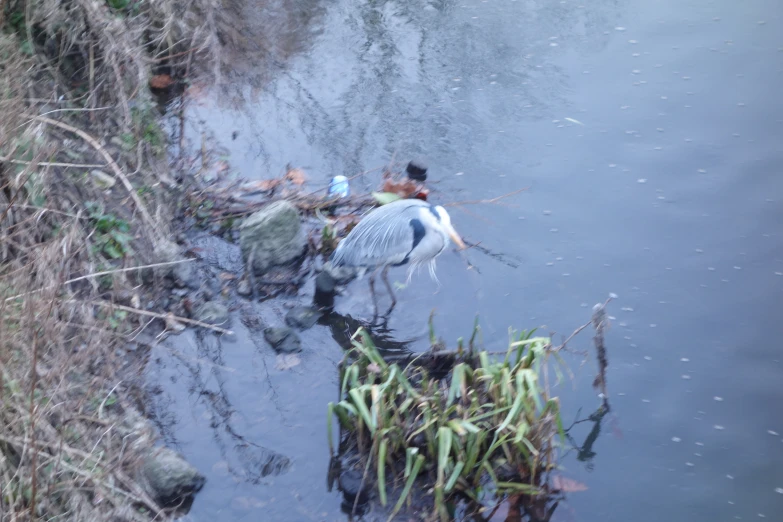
top-left (328, 175), bottom-right (350, 198)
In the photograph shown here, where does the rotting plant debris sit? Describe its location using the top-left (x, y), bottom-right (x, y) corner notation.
top-left (327, 313), bottom-right (609, 522)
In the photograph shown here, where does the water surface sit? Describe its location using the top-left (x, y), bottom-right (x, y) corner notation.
top-left (152, 0), bottom-right (783, 520)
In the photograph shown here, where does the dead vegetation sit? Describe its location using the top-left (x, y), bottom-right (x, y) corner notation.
top-left (0, 0), bottom-right (228, 518)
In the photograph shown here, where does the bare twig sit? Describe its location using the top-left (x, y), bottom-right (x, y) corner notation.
top-left (3, 259), bottom-right (195, 303)
top-left (0, 157), bottom-right (107, 168)
top-left (443, 187), bottom-right (529, 207)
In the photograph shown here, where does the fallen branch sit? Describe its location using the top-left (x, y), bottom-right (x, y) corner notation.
top-left (33, 116), bottom-right (161, 238)
top-left (93, 300), bottom-right (234, 335)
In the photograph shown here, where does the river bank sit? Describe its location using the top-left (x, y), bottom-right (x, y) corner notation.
top-left (0, 1), bottom-right (231, 519)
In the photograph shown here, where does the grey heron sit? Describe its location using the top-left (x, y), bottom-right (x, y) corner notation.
top-left (327, 198), bottom-right (466, 312)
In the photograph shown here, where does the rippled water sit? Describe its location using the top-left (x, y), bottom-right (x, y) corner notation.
top-left (152, 0), bottom-right (783, 520)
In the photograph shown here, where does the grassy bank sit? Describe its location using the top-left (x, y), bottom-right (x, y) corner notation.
top-left (0, 0), bottom-right (222, 519)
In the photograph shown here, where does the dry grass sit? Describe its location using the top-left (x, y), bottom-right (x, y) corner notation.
top-left (0, 0), bottom-right (226, 518)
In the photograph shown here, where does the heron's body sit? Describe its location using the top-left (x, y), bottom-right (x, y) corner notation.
top-left (328, 198), bottom-right (465, 313)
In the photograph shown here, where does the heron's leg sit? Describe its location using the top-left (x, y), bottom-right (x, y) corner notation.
top-left (381, 266), bottom-right (397, 307)
top-left (369, 272), bottom-right (379, 318)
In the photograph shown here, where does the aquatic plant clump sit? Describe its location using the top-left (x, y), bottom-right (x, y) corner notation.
top-left (328, 327), bottom-right (568, 521)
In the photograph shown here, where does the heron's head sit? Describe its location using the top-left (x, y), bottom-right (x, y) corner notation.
top-left (432, 205), bottom-right (466, 250)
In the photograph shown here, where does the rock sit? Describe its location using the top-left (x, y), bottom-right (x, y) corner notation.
top-left (193, 302), bottom-right (229, 325)
top-left (153, 239), bottom-right (196, 288)
top-left (90, 169), bottom-right (116, 189)
top-left (263, 327), bottom-right (302, 353)
top-left (139, 447), bottom-right (205, 506)
top-left (338, 469), bottom-right (371, 506)
top-left (236, 278), bottom-right (252, 297)
top-left (239, 201), bottom-right (306, 275)
top-left (285, 305), bottom-right (322, 330)
top-left (322, 261), bottom-right (357, 284)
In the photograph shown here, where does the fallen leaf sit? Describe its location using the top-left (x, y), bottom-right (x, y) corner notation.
top-left (184, 82), bottom-right (210, 102)
top-left (382, 178), bottom-right (420, 198)
top-left (240, 179), bottom-right (281, 193)
top-left (149, 74), bottom-right (174, 89)
top-left (285, 167), bottom-right (307, 186)
top-left (551, 475), bottom-right (588, 492)
top-left (371, 191), bottom-right (402, 205)
top-left (218, 272), bottom-right (237, 281)
top-left (276, 354), bottom-right (301, 371)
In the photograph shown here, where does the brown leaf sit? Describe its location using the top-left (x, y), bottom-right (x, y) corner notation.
top-left (241, 179), bottom-right (281, 193)
top-left (218, 272), bottom-right (236, 281)
top-left (382, 177), bottom-right (420, 199)
top-left (551, 475), bottom-right (588, 492)
top-left (285, 167), bottom-right (307, 186)
top-left (184, 82), bottom-right (209, 101)
top-left (275, 354), bottom-right (301, 371)
top-left (149, 74), bottom-right (174, 89)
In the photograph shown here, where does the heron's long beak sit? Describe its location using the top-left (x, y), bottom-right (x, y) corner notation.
top-left (446, 225), bottom-right (467, 250)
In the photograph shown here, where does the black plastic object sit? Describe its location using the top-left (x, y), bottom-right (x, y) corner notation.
top-left (313, 271), bottom-right (336, 309)
top-left (405, 159), bottom-right (428, 181)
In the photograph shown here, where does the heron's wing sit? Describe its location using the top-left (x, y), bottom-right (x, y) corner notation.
top-left (331, 200), bottom-right (431, 267)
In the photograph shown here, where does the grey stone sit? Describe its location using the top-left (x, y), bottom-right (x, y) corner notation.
top-left (90, 169), bottom-right (116, 189)
top-left (193, 302), bottom-right (229, 326)
top-left (285, 305), bottom-right (322, 330)
top-left (239, 201), bottom-right (306, 275)
top-left (322, 261), bottom-right (357, 284)
top-left (263, 327), bottom-right (302, 353)
top-left (338, 469), bottom-right (371, 505)
top-left (236, 278), bottom-right (252, 297)
top-left (153, 239), bottom-right (196, 288)
top-left (140, 447), bottom-right (205, 506)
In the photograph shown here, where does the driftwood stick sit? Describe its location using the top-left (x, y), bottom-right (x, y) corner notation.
top-left (93, 300), bottom-right (234, 335)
